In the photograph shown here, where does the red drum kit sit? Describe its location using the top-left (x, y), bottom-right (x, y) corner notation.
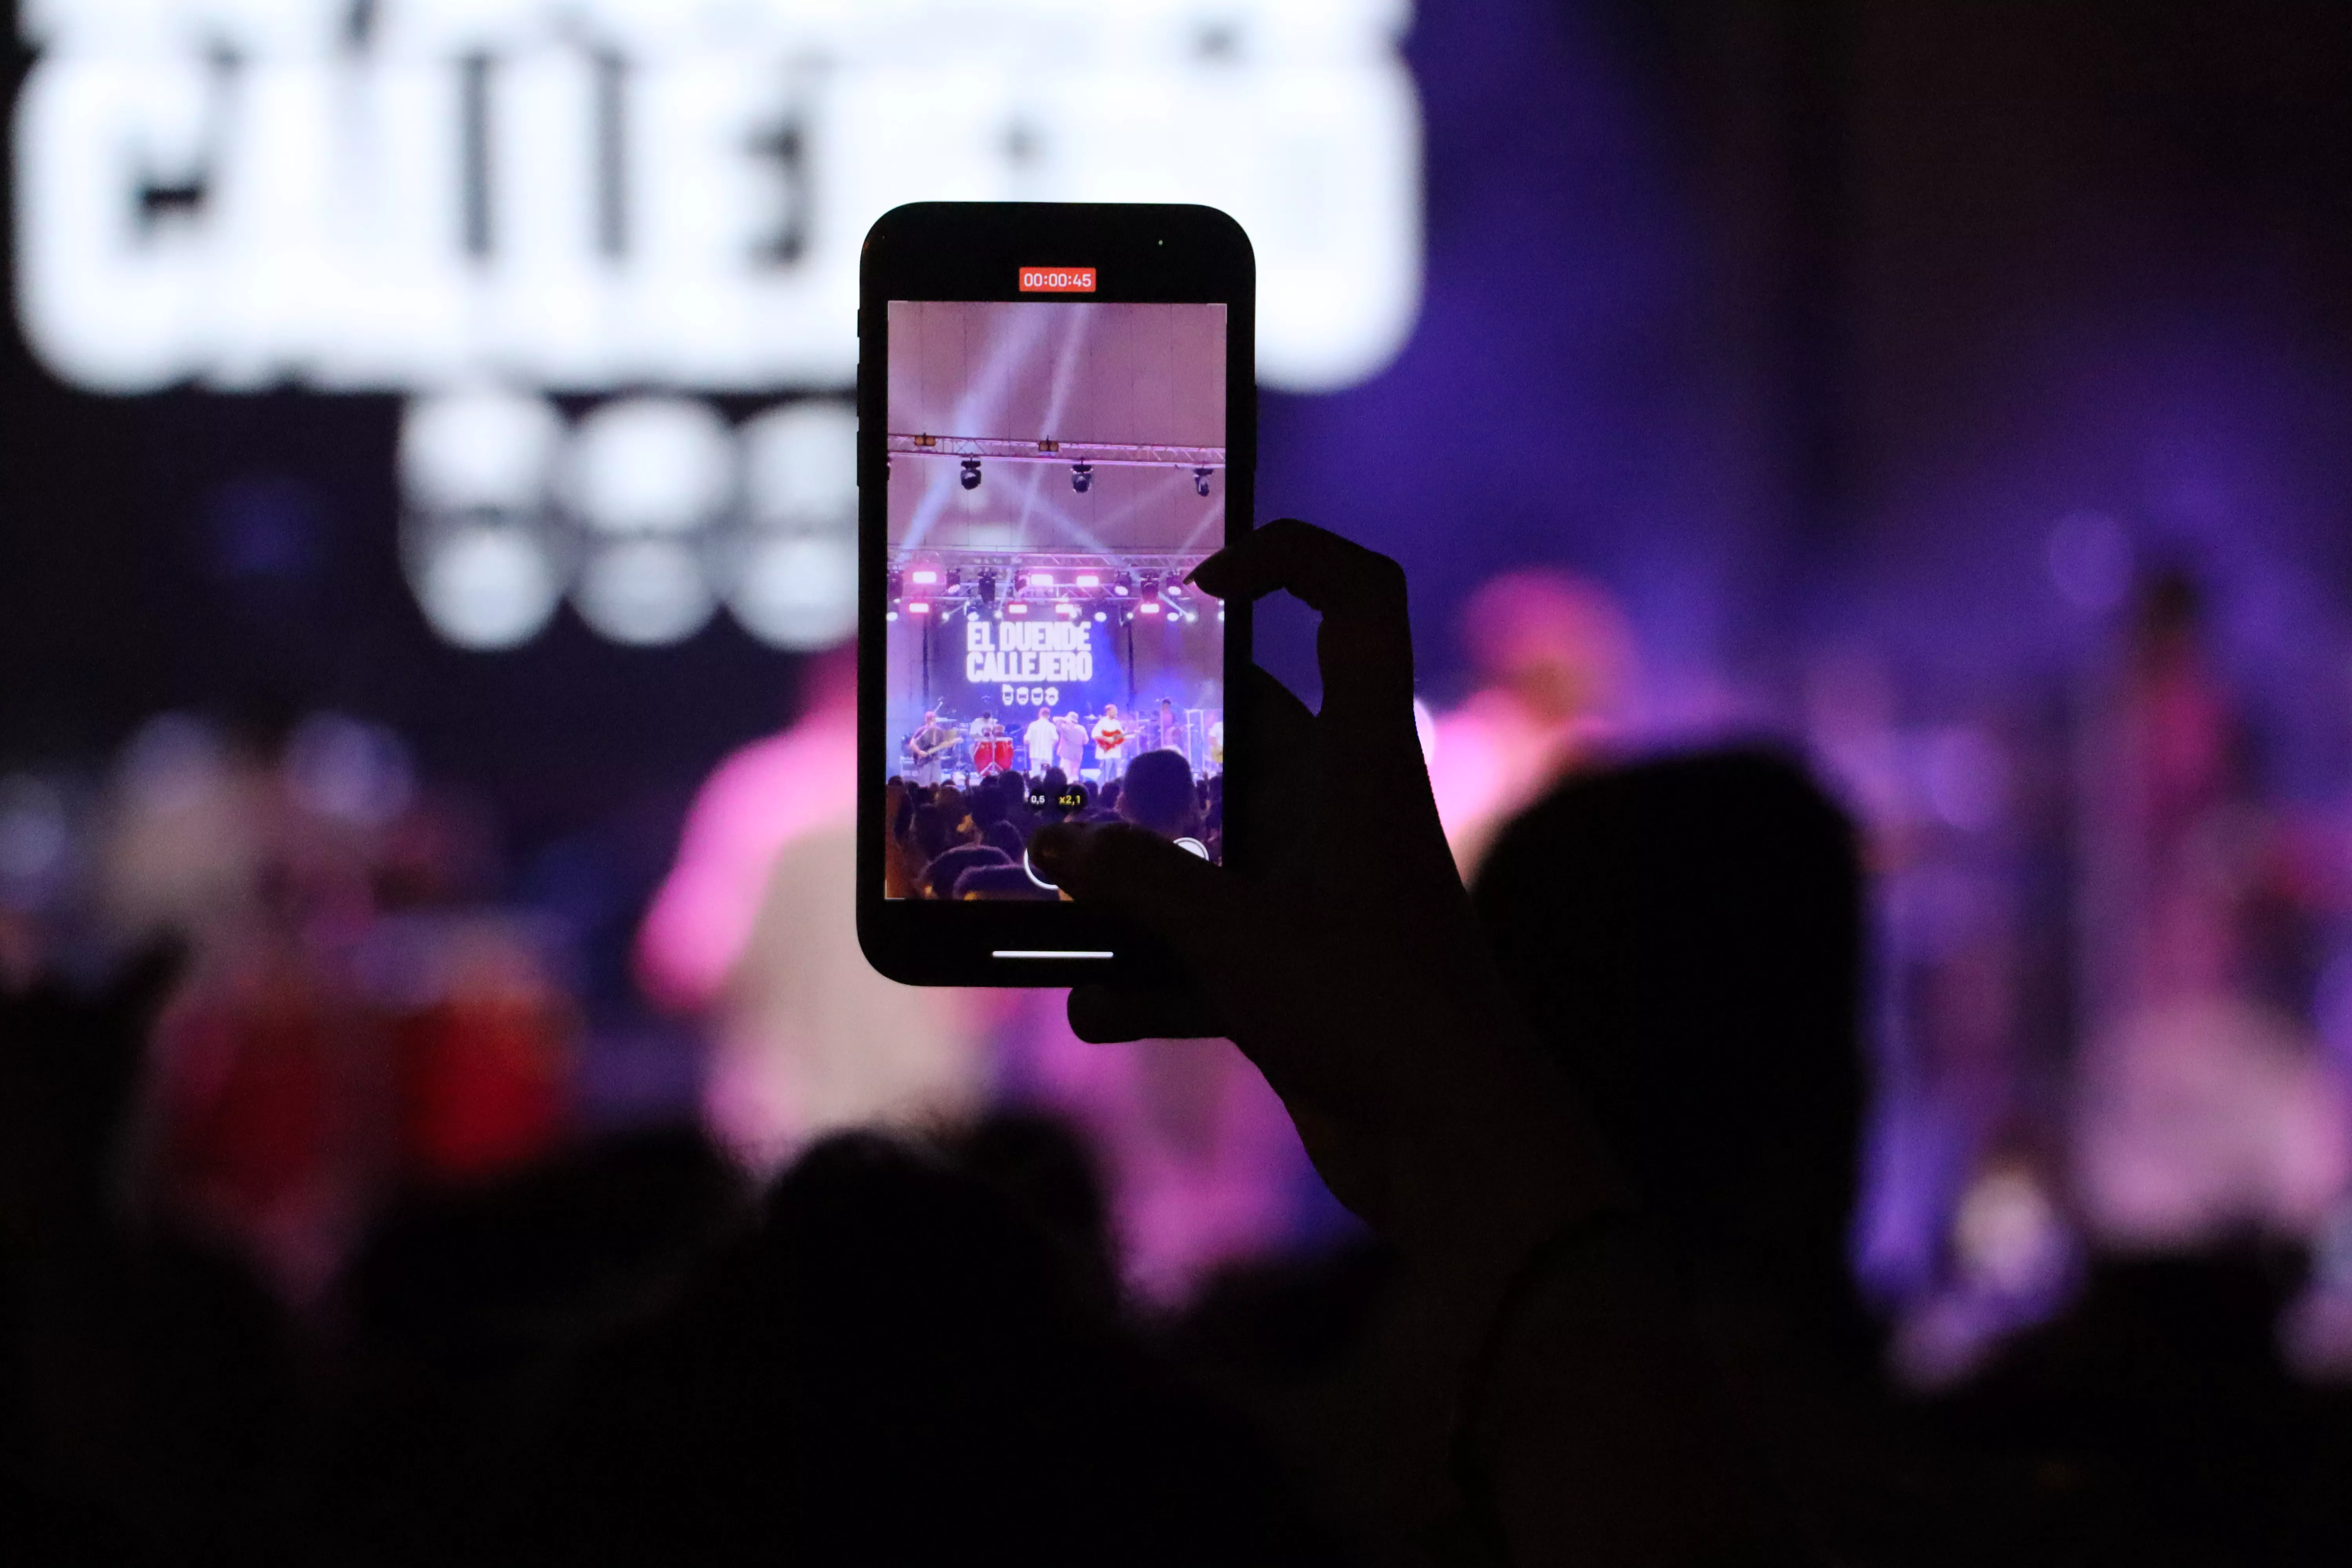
top-left (973, 736), bottom-right (1014, 775)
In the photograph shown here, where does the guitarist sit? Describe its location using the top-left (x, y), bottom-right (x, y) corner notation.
top-left (906, 710), bottom-right (955, 786)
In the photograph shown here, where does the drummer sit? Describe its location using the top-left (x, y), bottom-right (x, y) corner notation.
top-left (972, 711), bottom-right (1007, 776)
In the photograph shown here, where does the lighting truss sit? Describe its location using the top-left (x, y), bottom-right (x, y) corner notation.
top-left (888, 434), bottom-right (1226, 472)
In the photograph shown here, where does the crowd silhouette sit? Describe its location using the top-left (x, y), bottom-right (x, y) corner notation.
top-left (7, 522), bottom-right (2352, 1565)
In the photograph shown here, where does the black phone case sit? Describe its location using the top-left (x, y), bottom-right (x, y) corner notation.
top-left (856, 202), bottom-right (1255, 987)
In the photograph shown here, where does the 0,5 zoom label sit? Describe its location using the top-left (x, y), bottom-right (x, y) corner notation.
top-left (1019, 267), bottom-right (1097, 293)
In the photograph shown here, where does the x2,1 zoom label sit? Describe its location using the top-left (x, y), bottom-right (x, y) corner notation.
top-left (1018, 268), bottom-right (1096, 292)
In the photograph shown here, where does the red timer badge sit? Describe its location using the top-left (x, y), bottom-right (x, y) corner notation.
top-left (1018, 266), bottom-right (1098, 293)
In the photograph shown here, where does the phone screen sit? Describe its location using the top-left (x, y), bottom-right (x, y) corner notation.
top-left (882, 298), bottom-right (1229, 903)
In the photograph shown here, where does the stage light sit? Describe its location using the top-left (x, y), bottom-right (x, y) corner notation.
top-left (909, 568), bottom-right (939, 585)
top-left (1071, 463), bottom-right (1093, 494)
top-left (575, 539), bottom-right (715, 645)
top-left (1184, 612), bottom-right (1198, 622)
top-left (977, 569), bottom-right (997, 605)
top-left (960, 458), bottom-right (982, 491)
top-left (1140, 601), bottom-right (1161, 616)
top-left (909, 601), bottom-right (931, 614)
top-left (1165, 580), bottom-right (1184, 597)
top-left (734, 533), bottom-right (856, 648)
top-left (1008, 602), bottom-right (1029, 615)
top-left (886, 610), bottom-right (899, 622)
top-left (1028, 572), bottom-right (1054, 588)
top-left (1114, 572), bottom-right (1133, 596)
top-left (413, 524), bottom-right (561, 650)
top-left (1094, 612), bottom-right (1107, 622)
top-left (1074, 572), bottom-right (1100, 588)
top-left (1193, 467), bottom-right (1212, 497)
top-left (1139, 572), bottom-right (1160, 599)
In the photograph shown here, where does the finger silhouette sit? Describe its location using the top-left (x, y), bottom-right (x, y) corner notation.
top-left (1191, 519), bottom-right (1416, 735)
top-left (1066, 982), bottom-right (1224, 1044)
top-left (1029, 822), bottom-right (1249, 966)
top-left (1229, 664), bottom-right (1318, 880)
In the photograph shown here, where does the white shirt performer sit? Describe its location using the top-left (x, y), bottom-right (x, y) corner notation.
top-left (1092, 704), bottom-right (1129, 782)
top-left (1023, 706), bottom-right (1061, 778)
top-left (1055, 712), bottom-right (1089, 779)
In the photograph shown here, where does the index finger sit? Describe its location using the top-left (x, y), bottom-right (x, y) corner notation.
top-left (1190, 520), bottom-right (1415, 730)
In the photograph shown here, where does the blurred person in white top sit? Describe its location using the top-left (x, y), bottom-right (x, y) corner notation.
top-left (1024, 706), bottom-right (1061, 779)
top-left (1425, 569), bottom-right (1636, 879)
top-left (636, 646), bottom-right (988, 1172)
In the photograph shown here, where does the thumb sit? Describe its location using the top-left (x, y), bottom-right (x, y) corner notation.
top-left (1028, 822), bottom-right (1249, 966)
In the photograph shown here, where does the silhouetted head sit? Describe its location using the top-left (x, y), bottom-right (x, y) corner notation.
top-left (490, 1132), bottom-right (1309, 1565)
top-left (955, 863), bottom-right (1054, 901)
top-left (1118, 750), bottom-right (1198, 838)
top-left (1472, 748), bottom-right (1866, 1333)
top-left (922, 844), bottom-right (1009, 900)
top-left (910, 805), bottom-right (954, 863)
top-left (943, 1111), bottom-right (1119, 1314)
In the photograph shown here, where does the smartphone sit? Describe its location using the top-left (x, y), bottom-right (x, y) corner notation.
top-left (857, 203), bottom-right (1254, 987)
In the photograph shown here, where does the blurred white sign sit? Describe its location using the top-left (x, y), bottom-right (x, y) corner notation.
top-left (14, 0), bottom-right (1423, 396)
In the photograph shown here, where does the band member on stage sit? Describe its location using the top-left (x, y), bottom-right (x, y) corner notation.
top-left (1155, 696), bottom-right (1183, 759)
top-left (1023, 705), bottom-right (1060, 779)
top-left (971, 711), bottom-right (1007, 776)
top-left (906, 710), bottom-right (953, 786)
top-left (1056, 711), bottom-right (1090, 780)
top-left (1092, 703), bottom-right (1129, 782)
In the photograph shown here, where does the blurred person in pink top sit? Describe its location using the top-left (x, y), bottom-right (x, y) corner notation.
top-left (637, 647), bottom-right (989, 1172)
top-left (1425, 569), bottom-right (1637, 879)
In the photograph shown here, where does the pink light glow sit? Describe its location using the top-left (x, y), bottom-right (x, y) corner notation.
top-left (1028, 572), bottom-right (1055, 588)
top-left (1140, 601), bottom-right (1161, 615)
top-left (909, 569), bottom-right (940, 585)
top-left (1074, 573), bottom-right (1101, 588)
top-left (908, 602), bottom-right (931, 614)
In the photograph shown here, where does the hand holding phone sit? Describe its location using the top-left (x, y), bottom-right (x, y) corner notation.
top-left (1030, 521), bottom-right (1618, 1290)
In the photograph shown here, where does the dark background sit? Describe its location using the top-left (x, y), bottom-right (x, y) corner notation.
top-left (11, 0), bottom-right (2352, 908)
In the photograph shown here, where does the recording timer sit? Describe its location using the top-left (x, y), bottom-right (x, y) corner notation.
top-left (1018, 267), bottom-right (1097, 293)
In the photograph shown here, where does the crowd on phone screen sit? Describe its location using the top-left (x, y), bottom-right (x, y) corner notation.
top-left (9, 541), bottom-right (2352, 1567)
top-left (885, 755), bottom-right (1221, 902)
